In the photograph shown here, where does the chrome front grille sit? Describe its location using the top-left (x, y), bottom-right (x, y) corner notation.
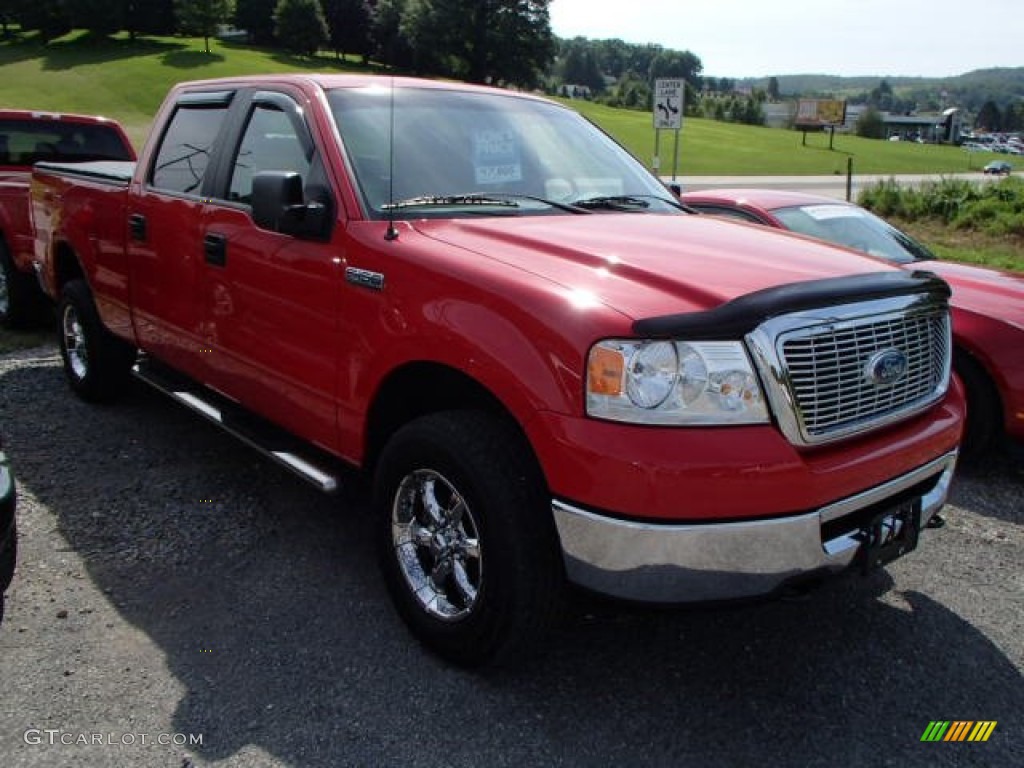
top-left (747, 295), bottom-right (952, 446)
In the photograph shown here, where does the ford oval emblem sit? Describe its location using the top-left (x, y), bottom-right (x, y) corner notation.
top-left (865, 349), bottom-right (908, 386)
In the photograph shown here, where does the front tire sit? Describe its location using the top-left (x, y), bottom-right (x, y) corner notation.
top-left (374, 411), bottom-right (564, 666)
top-left (58, 280), bottom-right (136, 402)
top-left (954, 348), bottom-right (1002, 456)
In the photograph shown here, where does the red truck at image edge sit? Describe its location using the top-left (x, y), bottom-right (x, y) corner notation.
top-left (28, 75), bottom-right (964, 665)
top-left (0, 110), bottom-right (135, 327)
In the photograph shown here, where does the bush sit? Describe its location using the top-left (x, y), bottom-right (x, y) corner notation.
top-left (861, 176), bottom-right (1024, 240)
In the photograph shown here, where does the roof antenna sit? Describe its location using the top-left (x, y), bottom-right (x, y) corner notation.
top-left (385, 76), bottom-right (399, 241)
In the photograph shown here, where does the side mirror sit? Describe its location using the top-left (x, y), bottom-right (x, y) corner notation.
top-left (251, 171), bottom-right (331, 240)
top-left (666, 182), bottom-right (682, 197)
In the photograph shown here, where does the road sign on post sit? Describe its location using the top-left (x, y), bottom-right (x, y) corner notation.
top-left (653, 79), bottom-right (684, 130)
top-left (653, 79), bottom-right (685, 180)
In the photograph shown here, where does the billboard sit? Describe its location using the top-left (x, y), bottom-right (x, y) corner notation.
top-left (795, 99), bottom-right (847, 127)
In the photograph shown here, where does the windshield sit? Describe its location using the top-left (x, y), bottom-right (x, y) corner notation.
top-left (327, 86), bottom-right (679, 218)
top-left (773, 203), bottom-right (935, 264)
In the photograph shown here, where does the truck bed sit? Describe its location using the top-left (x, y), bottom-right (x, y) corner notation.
top-left (33, 160), bottom-right (136, 186)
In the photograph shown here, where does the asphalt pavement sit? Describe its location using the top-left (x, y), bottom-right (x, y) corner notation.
top-left (1, 342), bottom-right (1021, 768)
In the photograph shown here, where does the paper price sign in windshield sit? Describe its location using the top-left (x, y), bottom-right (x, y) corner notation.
top-left (653, 79), bottom-right (684, 130)
top-left (473, 129), bottom-right (523, 185)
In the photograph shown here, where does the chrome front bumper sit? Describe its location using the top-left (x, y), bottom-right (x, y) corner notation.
top-left (552, 451), bottom-right (958, 602)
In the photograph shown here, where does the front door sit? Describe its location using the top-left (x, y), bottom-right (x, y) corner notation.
top-left (199, 91), bottom-right (343, 452)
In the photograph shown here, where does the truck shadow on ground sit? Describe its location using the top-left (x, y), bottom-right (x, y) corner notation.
top-left (3, 357), bottom-right (1021, 767)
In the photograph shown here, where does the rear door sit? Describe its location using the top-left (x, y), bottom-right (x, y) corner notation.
top-left (128, 91), bottom-right (234, 377)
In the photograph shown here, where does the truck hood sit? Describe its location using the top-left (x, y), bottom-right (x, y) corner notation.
top-left (412, 214), bottom-right (900, 320)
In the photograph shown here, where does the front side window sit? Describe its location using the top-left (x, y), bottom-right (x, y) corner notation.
top-left (228, 104), bottom-right (311, 205)
top-left (151, 105), bottom-right (228, 195)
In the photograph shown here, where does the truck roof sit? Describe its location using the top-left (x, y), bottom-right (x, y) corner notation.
top-left (169, 73), bottom-right (553, 103)
top-left (0, 109), bottom-right (124, 126)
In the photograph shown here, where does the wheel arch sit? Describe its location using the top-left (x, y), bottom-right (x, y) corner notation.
top-left (53, 240), bottom-right (87, 296)
top-left (363, 361), bottom-right (547, 487)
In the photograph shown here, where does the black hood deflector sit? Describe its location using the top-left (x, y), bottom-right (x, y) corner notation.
top-left (632, 271), bottom-right (951, 340)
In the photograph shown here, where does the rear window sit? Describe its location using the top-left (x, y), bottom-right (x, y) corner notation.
top-left (0, 118), bottom-right (132, 166)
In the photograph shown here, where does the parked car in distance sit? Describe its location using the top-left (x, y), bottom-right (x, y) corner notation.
top-left (983, 160), bottom-right (1013, 175)
top-left (0, 436), bottom-right (16, 623)
top-left (680, 188), bottom-right (1024, 453)
top-left (0, 110), bottom-right (135, 327)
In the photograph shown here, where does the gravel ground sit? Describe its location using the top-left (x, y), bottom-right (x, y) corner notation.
top-left (1, 343), bottom-right (1022, 768)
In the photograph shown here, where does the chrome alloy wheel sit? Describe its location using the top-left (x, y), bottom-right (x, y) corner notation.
top-left (62, 303), bottom-right (89, 380)
top-left (391, 469), bottom-right (482, 621)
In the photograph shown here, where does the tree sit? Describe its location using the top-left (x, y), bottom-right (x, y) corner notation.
top-left (976, 100), bottom-right (1003, 132)
top-left (9, 0), bottom-right (72, 41)
top-left (235, 0), bottom-right (277, 43)
top-left (274, 0), bottom-right (328, 56)
top-left (127, 0), bottom-right (178, 37)
top-left (369, 0), bottom-right (412, 68)
top-left (648, 49), bottom-right (703, 96)
top-left (767, 76), bottom-right (780, 101)
top-left (324, 0), bottom-right (371, 60)
top-left (869, 78), bottom-right (894, 111)
top-left (855, 106), bottom-right (886, 139)
top-left (401, 0), bottom-right (554, 88)
top-left (560, 37), bottom-right (603, 93)
top-left (65, 0), bottom-right (124, 35)
top-left (174, 0), bottom-right (232, 53)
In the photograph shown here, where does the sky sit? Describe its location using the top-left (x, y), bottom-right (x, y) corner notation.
top-left (549, 0), bottom-right (1022, 79)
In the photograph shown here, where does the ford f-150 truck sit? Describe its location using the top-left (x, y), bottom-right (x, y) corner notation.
top-left (30, 75), bottom-right (963, 665)
top-left (0, 110), bottom-right (134, 326)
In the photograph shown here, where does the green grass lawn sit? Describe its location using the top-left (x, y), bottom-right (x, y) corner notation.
top-left (0, 30), bottom-right (983, 174)
top-left (0, 31), bottom-right (378, 145)
top-left (1, 30), bottom-right (1018, 270)
top-left (564, 99), bottom-right (978, 177)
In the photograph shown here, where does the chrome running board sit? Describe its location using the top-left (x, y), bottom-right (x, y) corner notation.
top-left (133, 359), bottom-right (342, 493)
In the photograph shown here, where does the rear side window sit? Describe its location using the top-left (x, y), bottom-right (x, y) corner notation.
top-left (0, 119), bottom-right (132, 166)
top-left (150, 105), bottom-right (229, 195)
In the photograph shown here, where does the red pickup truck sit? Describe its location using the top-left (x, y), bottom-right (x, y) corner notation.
top-left (31, 75), bottom-right (963, 665)
top-left (0, 110), bottom-right (134, 326)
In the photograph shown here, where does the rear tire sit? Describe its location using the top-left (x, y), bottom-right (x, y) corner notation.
top-left (374, 411), bottom-right (564, 666)
top-left (0, 240), bottom-right (43, 329)
top-left (58, 280), bottom-right (136, 402)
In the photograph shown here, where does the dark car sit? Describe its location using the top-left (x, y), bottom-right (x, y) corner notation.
top-left (0, 437), bottom-right (16, 621)
top-left (983, 160), bottom-right (1012, 175)
top-left (681, 188), bottom-right (1024, 454)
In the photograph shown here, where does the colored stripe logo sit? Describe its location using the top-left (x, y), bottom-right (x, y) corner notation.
top-left (921, 721), bottom-right (997, 742)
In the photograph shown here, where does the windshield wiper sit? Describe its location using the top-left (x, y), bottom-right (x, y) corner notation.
top-left (488, 192), bottom-right (590, 214)
top-left (382, 192), bottom-right (590, 214)
top-left (569, 194), bottom-right (686, 212)
top-left (382, 194), bottom-right (521, 211)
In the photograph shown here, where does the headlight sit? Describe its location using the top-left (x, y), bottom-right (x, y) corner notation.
top-left (586, 340), bottom-right (770, 425)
